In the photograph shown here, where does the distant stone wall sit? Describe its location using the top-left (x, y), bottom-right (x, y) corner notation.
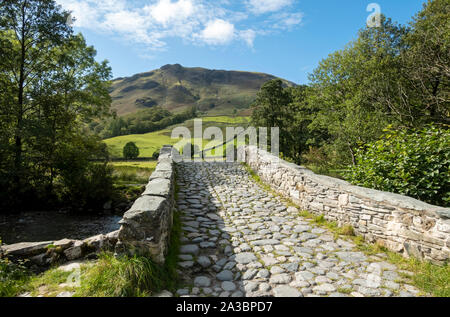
top-left (244, 146), bottom-right (450, 264)
top-left (115, 145), bottom-right (178, 264)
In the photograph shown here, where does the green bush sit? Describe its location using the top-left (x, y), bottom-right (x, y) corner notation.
top-left (123, 142), bottom-right (140, 159)
top-left (346, 125), bottom-right (450, 207)
top-left (59, 163), bottom-right (115, 211)
top-left (152, 149), bottom-right (160, 160)
top-left (0, 256), bottom-right (30, 297)
top-left (52, 135), bottom-right (115, 212)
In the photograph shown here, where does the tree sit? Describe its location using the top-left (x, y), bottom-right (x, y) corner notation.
top-left (0, 0), bottom-right (72, 190)
top-left (306, 16), bottom-right (407, 166)
top-left (123, 142), bottom-right (140, 160)
top-left (0, 0), bottom-right (112, 212)
top-left (284, 85), bottom-right (317, 164)
top-left (251, 79), bottom-right (295, 159)
top-left (398, 0), bottom-right (450, 126)
top-left (251, 80), bottom-right (315, 164)
top-left (251, 79), bottom-right (292, 131)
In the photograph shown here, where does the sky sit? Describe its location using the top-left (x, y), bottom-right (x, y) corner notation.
top-left (56, 0), bottom-right (428, 84)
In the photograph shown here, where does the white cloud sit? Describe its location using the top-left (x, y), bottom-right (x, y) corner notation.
top-left (198, 19), bottom-right (235, 45)
top-left (273, 12), bottom-right (304, 29)
top-left (56, 0), bottom-right (304, 50)
top-left (148, 0), bottom-right (195, 25)
top-left (247, 0), bottom-right (293, 15)
top-left (239, 29), bottom-right (256, 47)
top-left (56, 0), bottom-right (101, 28)
top-left (102, 10), bottom-right (145, 33)
top-left (101, 10), bottom-right (164, 46)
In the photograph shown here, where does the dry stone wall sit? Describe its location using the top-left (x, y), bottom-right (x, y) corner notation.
top-left (243, 146), bottom-right (450, 264)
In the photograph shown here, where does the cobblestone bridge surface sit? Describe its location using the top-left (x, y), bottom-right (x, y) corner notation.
top-left (175, 162), bottom-right (423, 297)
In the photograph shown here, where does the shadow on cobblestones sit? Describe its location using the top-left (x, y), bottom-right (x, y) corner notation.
top-left (174, 161), bottom-right (422, 298)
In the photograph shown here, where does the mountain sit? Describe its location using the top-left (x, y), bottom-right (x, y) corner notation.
top-left (109, 64), bottom-right (295, 116)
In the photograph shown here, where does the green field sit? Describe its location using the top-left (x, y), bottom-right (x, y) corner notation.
top-left (200, 116), bottom-right (250, 124)
top-left (104, 116), bottom-right (250, 158)
top-left (110, 161), bottom-right (158, 185)
top-left (109, 161), bottom-right (158, 169)
top-left (104, 130), bottom-right (175, 158)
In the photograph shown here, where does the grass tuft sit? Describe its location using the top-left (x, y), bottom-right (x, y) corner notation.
top-left (337, 287), bottom-right (353, 294)
top-left (75, 253), bottom-right (165, 297)
top-left (26, 268), bottom-right (73, 297)
top-left (313, 215), bottom-right (325, 224)
top-left (75, 210), bottom-right (181, 297)
top-left (338, 225), bottom-right (355, 236)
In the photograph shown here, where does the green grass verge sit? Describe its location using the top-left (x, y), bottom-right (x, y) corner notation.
top-left (354, 239), bottom-right (450, 297)
top-left (26, 268), bottom-right (74, 297)
top-left (200, 116), bottom-right (250, 124)
top-left (242, 162), bottom-right (450, 297)
top-left (0, 255), bottom-right (76, 297)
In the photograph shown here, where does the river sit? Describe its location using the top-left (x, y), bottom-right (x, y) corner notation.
top-left (0, 211), bottom-right (122, 244)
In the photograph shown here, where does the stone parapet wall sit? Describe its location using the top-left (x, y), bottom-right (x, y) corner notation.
top-left (243, 146), bottom-right (450, 264)
top-left (115, 145), bottom-right (178, 264)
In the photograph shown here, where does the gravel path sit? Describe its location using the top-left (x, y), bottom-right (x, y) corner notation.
top-left (175, 162), bottom-right (423, 297)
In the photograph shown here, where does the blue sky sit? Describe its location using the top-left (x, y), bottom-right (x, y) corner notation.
top-left (57, 0), bottom-right (428, 84)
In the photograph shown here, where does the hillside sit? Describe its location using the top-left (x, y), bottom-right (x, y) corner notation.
top-left (110, 64), bottom-right (295, 116)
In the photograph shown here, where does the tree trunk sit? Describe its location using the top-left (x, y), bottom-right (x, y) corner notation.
top-left (13, 2), bottom-right (27, 190)
top-left (347, 142), bottom-right (357, 166)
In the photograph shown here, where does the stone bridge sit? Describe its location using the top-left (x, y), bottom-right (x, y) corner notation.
top-left (116, 145), bottom-right (450, 297)
top-left (2, 145), bottom-right (449, 297)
